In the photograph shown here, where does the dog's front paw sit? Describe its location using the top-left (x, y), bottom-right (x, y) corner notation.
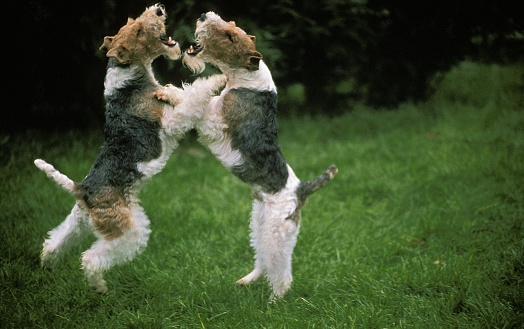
top-left (153, 87), bottom-right (171, 103)
top-left (154, 84), bottom-right (183, 106)
top-left (217, 74), bottom-right (228, 86)
top-left (208, 74), bottom-right (227, 91)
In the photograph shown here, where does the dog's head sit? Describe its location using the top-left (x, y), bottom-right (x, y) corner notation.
top-left (99, 3), bottom-right (181, 65)
top-left (183, 12), bottom-right (262, 74)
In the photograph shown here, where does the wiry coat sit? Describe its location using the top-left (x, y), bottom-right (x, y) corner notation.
top-left (34, 5), bottom-right (224, 294)
top-left (164, 11), bottom-right (338, 299)
top-left (224, 88), bottom-right (288, 193)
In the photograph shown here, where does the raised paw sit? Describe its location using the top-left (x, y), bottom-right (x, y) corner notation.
top-left (154, 84), bottom-right (183, 105)
top-left (153, 88), bottom-right (170, 103)
top-left (213, 74), bottom-right (227, 85)
top-left (209, 74), bottom-right (227, 91)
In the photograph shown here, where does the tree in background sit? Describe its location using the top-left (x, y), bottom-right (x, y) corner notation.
top-left (10, 0), bottom-right (523, 132)
top-left (360, 0), bottom-right (524, 107)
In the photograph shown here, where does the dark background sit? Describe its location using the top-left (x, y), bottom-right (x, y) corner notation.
top-left (5, 0), bottom-right (523, 133)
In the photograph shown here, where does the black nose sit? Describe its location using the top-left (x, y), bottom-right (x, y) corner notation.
top-left (199, 13), bottom-right (207, 22)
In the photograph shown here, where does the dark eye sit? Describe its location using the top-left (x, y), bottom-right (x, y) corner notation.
top-left (226, 32), bottom-right (233, 43)
top-left (136, 29), bottom-right (141, 37)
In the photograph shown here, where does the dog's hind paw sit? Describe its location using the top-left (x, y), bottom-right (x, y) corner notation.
top-left (236, 268), bottom-right (262, 285)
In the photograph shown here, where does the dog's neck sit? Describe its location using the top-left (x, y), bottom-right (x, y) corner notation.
top-left (104, 60), bottom-right (157, 97)
top-left (223, 60), bottom-right (276, 93)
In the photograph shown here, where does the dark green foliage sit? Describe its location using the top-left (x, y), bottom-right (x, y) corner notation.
top-left (11, 0), bottom-right (524, 132)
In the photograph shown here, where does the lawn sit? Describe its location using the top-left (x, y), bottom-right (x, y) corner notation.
top-left (1, 61), bottom-right (523, 328)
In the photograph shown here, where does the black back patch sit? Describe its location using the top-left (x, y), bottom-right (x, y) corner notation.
top-left (222, 88), bottom-right (288, 193)
top-left (79, 74), bottom-right (162, 199)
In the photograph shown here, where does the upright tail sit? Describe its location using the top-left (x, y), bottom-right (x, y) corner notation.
top-left (296, 165), bottom-right (338, 204)
top-left (34, 159), bottom-right (77, 194)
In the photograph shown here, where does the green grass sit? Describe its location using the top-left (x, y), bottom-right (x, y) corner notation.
top-left (1, 61), bottom-right (523, 328)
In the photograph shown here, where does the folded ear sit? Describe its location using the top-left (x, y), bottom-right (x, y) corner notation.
top-left (99, 36), bottom-right (114, 52)
top-left (106, 46), bottom-right (131, 64)
top-left (246, 51), bottom-right (263, 71)
top-left (249, 35), bottom-right (256, 44)
top-left (127, 17), bottom-right (135, 25)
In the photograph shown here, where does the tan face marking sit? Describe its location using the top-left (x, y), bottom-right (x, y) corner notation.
top-left (189, 12), bottom-right (262, 71)
top-left (99, 4), bottom-right (181, 65)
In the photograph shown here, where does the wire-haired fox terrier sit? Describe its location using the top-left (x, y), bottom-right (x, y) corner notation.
top-left (35, 4), bottom-right (225, 294)
top-left (157, 11), bottom-right (338, 298)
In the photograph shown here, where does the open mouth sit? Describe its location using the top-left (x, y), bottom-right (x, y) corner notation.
top-left (187, 43), bottom-right (203, 56)
top-left (160, 35), bottom-right (177, 47)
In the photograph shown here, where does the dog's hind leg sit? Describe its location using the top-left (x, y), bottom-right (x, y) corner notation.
top-left (238, 198), bottom-right (300, 299)
top-left (81, 204), bottom-right (151, 294)
top-left (264, 211), bottom-right (300, 300)
top-left (236, 199), bottom-right (265, 286)
top-left (41, 204), bottom-right (91, 269)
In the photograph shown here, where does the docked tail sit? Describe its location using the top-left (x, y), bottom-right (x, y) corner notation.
top-left (34, 159), bottom-right (77, 194)
top-left (296, 165), bottom-right (338, 204)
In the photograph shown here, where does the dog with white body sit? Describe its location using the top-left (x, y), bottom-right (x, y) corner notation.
top-left (157, 11), bottom-right (338, 299)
